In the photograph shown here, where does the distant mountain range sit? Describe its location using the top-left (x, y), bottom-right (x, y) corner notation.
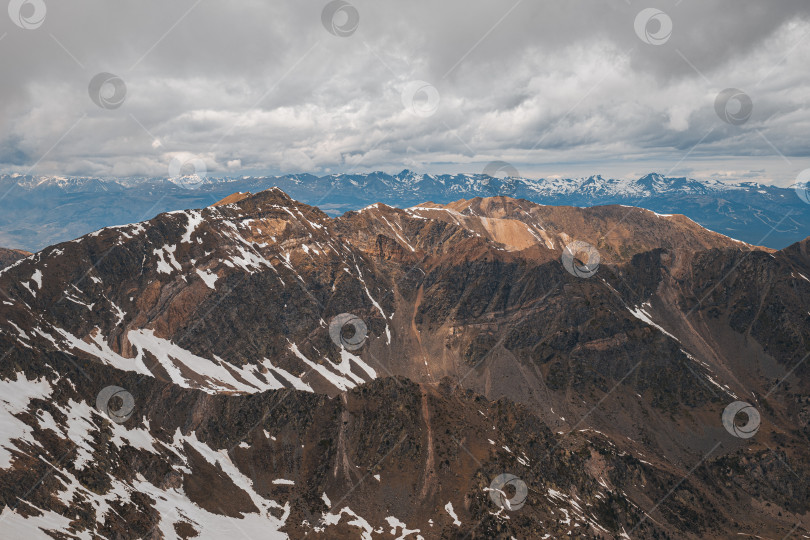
top-left (1, 171), bottom-right (808, 252)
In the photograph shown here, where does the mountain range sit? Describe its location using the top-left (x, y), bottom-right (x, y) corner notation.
top-left (1, 187), bottom-right (809, 538)
top-left (1, 171), bottom-right (808, 252)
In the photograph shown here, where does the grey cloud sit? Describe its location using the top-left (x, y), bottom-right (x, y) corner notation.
top-left (0, 0), bottom-right (808, 185)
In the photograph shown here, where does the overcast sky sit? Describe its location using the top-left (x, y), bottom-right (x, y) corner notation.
top-left (1, 0), bottom-right (809, 184)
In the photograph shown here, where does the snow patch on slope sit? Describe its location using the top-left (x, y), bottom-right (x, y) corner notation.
top-left (153, 245), bottom-right (182, 274)
top-left (0, 373), bottom-right (53, 468)
top-left (195, 268), bottom-right (219, 289)
top-left (627, 303), bottom-right (679, 342)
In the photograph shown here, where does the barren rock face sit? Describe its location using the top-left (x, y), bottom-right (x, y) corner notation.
top-left (0, 189), bottom-right (808, 538)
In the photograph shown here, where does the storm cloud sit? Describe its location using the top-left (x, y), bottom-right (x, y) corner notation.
top-left (1, 0), bottom-right (809, 184)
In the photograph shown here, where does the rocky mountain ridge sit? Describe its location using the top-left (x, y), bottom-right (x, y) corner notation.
top-left (0, 188), bottom-right (808, 538)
